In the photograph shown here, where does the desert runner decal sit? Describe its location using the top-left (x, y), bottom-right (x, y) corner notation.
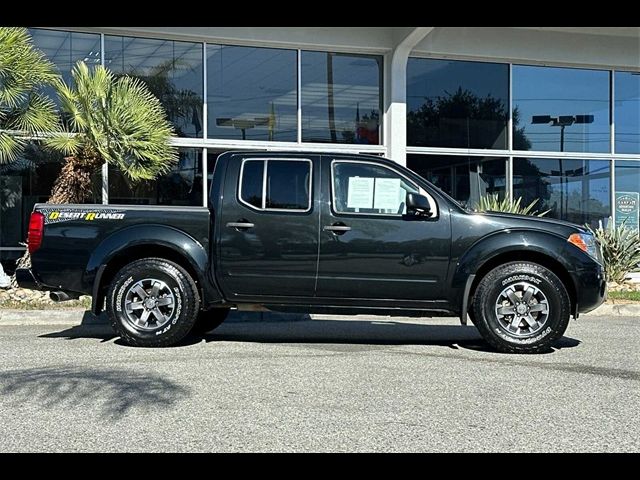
top-left (40, 208), bottom-right (127, 225)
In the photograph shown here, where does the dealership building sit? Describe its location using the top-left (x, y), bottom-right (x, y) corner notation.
top-left (1, 27), bottom-right (639, 265)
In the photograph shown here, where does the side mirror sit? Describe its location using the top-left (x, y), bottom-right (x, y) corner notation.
top-left (406, 193), bottom-right (433, 218)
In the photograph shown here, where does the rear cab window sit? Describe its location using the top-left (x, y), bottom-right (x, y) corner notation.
top-left (239, 159), bottom-right (313, 212)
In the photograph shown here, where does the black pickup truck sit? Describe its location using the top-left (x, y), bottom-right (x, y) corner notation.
top-left (17, 152), bottom-right (606, 353)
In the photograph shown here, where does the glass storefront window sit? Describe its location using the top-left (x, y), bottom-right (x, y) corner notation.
top-left (407, 155), bottom-right (507, 208)
top-left (0, 143), bottom-right (101, 248)
top-left (109, 149), bottom-right (203, 207)
top-left (615, 72), bottom-right (640, 155)
top-left (104, 36), bottom-right (204, 139)
top-left (301, 51), bottom-right (382, 145)
top-left (29, 28), bottom-right (101, 107)
top-left (407, 59), bottom-right (509, 150)
top-left (207, 45), bottom-right (297, 142)
top-left (513, 158), bottom-right (611, 228)
top-left (513, 66), bottom-right (610, 153)
top-left (615, 161), bottom-right (640, 232)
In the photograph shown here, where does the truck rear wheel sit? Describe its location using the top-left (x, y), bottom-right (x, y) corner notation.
top-left (472, 262), bottom-right (571, 354)
top-left (107, 258), bottom-right (200, 348)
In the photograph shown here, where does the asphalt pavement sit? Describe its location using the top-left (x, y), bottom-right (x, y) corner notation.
top-left (0, 314), bottom-right (638, 452)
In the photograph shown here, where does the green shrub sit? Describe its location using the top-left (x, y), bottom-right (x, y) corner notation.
top-left (587, 219), bottom-right (640, 283)
top-left (476, 194), bottom-right (549, 217)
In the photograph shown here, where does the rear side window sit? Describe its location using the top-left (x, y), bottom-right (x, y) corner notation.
top-left (239, 159), bottom-right (312, 212)
top-left (240, 161), bottom-right (264, 209)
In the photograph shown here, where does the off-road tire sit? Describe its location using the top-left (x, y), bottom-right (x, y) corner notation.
top-left (107, 258), bottom-right (200, 348)
top-left (473, 262), bottom-right (571, 354)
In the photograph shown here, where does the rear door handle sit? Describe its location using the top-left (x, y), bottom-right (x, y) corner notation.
top-left (324, 224), bottom-right (352, 235)
top-left (227, 221), bottom-right (255, 231)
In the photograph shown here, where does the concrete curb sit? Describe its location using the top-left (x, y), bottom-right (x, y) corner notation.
top-left (0, 304), bottom-right (638, 326)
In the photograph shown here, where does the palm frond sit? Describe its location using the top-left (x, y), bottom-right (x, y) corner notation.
top-left (0, 27), bottom-right (58, 164)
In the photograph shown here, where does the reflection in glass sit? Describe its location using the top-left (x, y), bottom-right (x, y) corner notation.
top-left (513, 66), bottom-right (610, 153)
top-left (104, 36), bottom-right (204, 138)
top-left (109, 149), bottom-right (203, 206)
top-left (513, 158), bottom-right (610, 228)
top-left (207, 45), bottom-right (297, 142)
top-left (616, 72), bottom-right (640, 154)
top-left (407, 59), bottom-right (509, 150)
top-left (302, 52), bottom-right (382, 145)
top-left (29, 28), bottom-right (101, 108)
top-left (407, 155), bottom-right (506, 208)
top-left (0, 143), bottom-right (100, 248)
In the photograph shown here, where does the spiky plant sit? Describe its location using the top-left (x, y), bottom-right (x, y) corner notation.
top-left (587, 219), bottom-right (640, 284)
top-left (476, 194), bottom-right (549, 218)
top-left (45, 61), bottom-right (178, 204)
top-left (0, 27), bottom-right (58, 164)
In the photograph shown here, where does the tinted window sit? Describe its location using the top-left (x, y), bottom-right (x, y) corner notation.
top-left (109, 149), bottom-right (203, 206)
top-left (616, 72), bottom-right (640, 154)
top-left (407, 155), bottom-right (506, 209)
top-left (240, 161), bottom-right (264, 209)
top-left (266, 161), bottom-right (311, 210)
top-left (302, 52), bottom-right (382, 145)
top-left (513, 158), bottom-right (611, 228)
top-left (407, 59), bottom-right (509, 150)
top-left (207, 45), bottom-right (298, 142)
top-left (240, 160), bottom-right (311, 212)
top-left (333, 163), bottom-right (418, 216)
top-left (513, 66), bottom-right (610, 153)
top-left (104, 36), bottom-right (204, 138)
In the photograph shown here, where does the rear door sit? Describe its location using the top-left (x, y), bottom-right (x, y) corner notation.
top-left (316, 156), bottom-right (451, 301)
top-left (217, 154), bottom-right (320, 299)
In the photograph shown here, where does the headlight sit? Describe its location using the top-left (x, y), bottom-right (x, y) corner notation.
top-left (568, 233), bottom-right (599, 259)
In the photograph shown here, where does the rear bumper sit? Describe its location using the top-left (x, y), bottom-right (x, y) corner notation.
top-left (573, 263), bottom-right (607, 315)
top-left (16, 268), bottom-right (45, 291)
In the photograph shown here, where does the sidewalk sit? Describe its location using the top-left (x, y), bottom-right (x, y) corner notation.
top-left (0, 304), bottom-right (638, 327)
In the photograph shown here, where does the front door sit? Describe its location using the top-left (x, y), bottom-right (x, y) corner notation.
top-left (217, 154), bottom-right (320, 299)
top-left (316, 157), bottom-right (451, 302)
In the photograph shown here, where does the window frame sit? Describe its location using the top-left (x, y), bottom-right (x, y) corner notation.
top-left (238, 158), bottom-right (314, 214)
top-left (330, 159), bottom-right (437, 219)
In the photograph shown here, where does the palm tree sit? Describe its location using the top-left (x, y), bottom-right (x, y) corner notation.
top-left (45, 62), bottom-right (178, 204)
top-left (0, 27), bottom-right (58, 164)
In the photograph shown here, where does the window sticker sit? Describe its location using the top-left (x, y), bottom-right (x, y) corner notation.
top-left (347, 177), bottom-right (374, 210)
top-left (374, 178), bottom-right (402, 211)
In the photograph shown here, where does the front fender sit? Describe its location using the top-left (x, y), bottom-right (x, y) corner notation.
top-left (450, 229), bottom-right (594, 315)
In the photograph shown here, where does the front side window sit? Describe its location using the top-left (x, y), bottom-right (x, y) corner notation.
top-left (239, 160), bottom-right (312, 212)
top-left (332, 162), bottom-right (420, 216)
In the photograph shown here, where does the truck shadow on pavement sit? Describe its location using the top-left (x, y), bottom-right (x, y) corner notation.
top-left (40, 312), bottom-right (580, 354)
top-left (202, 319), bottom-right (581, 354)
top-left (0, 367), bottom-right (190, 419)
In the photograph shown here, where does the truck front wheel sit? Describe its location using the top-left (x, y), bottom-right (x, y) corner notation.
top-left (107, 258), bottom-right (200, 348)
top-left (473, 262), bottom-right (571, 354)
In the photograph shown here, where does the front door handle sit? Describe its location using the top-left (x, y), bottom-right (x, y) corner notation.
top-left (324, 224), bottom-right (352, 235)
top-left (227, 221), bottom-right (255, 231)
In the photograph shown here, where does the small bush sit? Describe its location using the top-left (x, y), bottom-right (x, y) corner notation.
top-left (476, 194), bottom-right (549, 217)
top-left (587, 219), bottom-right (640, 284)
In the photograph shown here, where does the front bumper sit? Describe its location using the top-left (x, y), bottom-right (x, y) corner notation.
top-left (16, 268), bottom-right (45, 291)
top-left (573, 263), bottom-right (607, 315)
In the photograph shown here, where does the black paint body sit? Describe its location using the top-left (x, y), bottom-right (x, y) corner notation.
top-left (20, 152), bottom-right (606, 320)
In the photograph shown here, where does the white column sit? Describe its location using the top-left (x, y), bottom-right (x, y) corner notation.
top-left (385, 27), bottom-right (434, 166)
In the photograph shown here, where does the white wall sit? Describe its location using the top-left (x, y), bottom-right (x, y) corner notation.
top-left (413, 27), bottom-right (640, 71)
